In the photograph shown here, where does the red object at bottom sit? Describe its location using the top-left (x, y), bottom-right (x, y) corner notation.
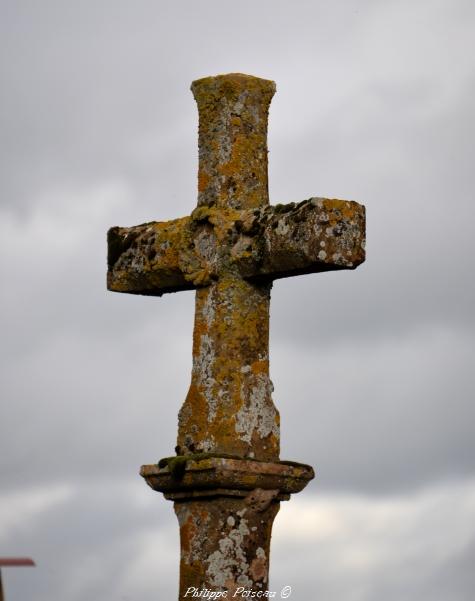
top-left (0, 559), bottom-right (35, 567)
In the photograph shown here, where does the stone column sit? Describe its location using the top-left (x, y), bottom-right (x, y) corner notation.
top-left (142, 456), bottom-right (313, 599)
top-left (175, 497), bottom-right (279, 597)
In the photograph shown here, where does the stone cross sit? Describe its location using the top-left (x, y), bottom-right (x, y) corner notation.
top-left (107, 73), bottom-right (365, 599)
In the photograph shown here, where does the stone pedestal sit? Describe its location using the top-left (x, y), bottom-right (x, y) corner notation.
top-left (141, 456), bottom-right (314, 599)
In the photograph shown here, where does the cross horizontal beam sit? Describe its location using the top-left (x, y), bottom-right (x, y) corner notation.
top-left (108, 197), bottom-right (365, 296)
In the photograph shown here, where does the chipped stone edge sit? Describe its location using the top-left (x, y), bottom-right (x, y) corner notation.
top-left (140, 456), bottom-right (315, 499)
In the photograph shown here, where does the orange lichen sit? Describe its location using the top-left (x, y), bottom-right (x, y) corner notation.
top-left (198, 170), bottom-right (210, 193)
top-left (191, 73), bottom-right (274, 210)
top-left (180, 514), bottom-right (197, 556)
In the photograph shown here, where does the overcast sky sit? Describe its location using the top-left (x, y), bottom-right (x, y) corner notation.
top-left (1, 1), bottom-right (474, 599)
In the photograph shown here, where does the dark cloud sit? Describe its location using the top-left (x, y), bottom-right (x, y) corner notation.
top-left (273, 328), bottom-right (475, 493)
top-left (0, 480), bottom-right (178, 601)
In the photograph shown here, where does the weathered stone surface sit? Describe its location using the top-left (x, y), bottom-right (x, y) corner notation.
top-left (181, 272), bottom-right (278, 460)
top-left (107, 73), bottom-right (366, 600)
top-left (107, 199), bottom-right (365, 295)
top-left (141, 456), bottom-right (314, 499)
top-left (175, 496), bottom-right (279, 598)
top-left (107, 217), bottom-right (192, 295)
top-left (192, 73), bottom-right (275, 210)
top-left (107, 74), bottom-right (365, 463)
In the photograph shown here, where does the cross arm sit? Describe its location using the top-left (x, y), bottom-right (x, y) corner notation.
top-left (107, 198), bottom-right (365, 296)
top-left (107, 216), bottom-right (196, 295)
top-left (240, 197), bottom-right (366, 281)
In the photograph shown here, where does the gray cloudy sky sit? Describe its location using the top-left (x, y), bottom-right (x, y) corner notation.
top-left (1, 0), bottom-right (474, 599)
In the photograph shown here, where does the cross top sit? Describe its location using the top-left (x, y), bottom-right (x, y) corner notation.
top-left (108, 73), bottom-right (365, 462)
top-left (192, 73), bottom-right (275, 210)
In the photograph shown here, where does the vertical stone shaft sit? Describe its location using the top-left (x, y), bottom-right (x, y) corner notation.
top-left (175, 498), bottom-right (279, 599)
top-left (177, 75), bottom-right (280, 461)
top-left (191, 73), bottom-right (275, 210)
top-left (175, 75), bottom-right (281, 598)
top-left (178, 276), bottom-right (279, 461)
